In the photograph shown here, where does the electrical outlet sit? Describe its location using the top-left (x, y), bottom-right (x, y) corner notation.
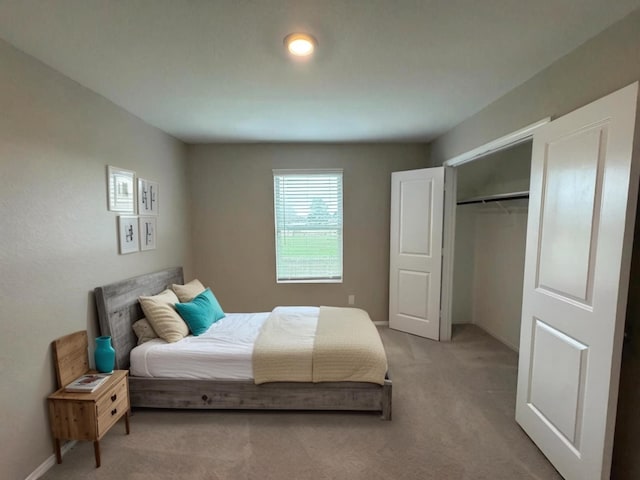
top-left (348, 295), bottom-right (355, 305)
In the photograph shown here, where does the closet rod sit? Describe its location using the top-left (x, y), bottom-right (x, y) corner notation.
top-left (457, 190), bottom-right (529, 206)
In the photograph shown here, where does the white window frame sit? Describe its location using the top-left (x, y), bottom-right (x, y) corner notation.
top-left (273, 169), bottom-right (343, 283)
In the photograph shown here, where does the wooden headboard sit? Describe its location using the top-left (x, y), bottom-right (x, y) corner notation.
top-left (94, 267), bottom-right (184, 370)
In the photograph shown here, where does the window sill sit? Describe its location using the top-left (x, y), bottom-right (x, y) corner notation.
top-left (277, 279), bottom-right (343, 284)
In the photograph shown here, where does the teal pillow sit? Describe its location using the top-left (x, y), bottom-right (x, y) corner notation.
top-left (205, 288), bottom-right (226, 323)
top-left (174, 288), bottom-right (225, 336)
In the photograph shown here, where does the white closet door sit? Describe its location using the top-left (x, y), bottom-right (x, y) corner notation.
top-left (389, 167), bottom-right (444, 340)
top-left (516, 82), bottom-right (639, 479)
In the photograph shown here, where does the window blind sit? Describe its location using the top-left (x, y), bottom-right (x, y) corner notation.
top-left (273, 169), bottom-right (343, 282)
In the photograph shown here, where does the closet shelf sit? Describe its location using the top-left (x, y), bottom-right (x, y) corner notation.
top-left (457, 191), bottom-right (529, 205)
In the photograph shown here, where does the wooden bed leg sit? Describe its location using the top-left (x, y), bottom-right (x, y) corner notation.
top-left (124, 410), bottom-right (130, 434)
top-left (93, 440), bottom-right (101, 468)
top-left (381, 399), bottom-right (392, 420)
top-left (54, 438), bottom-right (62, 464)
top-left (381, 379), bottom-right (392, 420)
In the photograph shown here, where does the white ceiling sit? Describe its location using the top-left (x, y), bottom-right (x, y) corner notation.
top-left (1, 0), bottom-right (639, 143)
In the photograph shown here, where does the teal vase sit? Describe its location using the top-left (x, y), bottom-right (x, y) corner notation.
top-left (95, 336), bottom-right (115, 373)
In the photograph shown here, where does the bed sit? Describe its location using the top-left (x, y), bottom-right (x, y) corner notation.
top-left (94, 267), bottom-right (392, 419)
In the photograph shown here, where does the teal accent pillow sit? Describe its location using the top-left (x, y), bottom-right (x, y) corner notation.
top-left (205, 288), bottom-right (226, 323)
top-left (174, 288), bottom-right (225, 336)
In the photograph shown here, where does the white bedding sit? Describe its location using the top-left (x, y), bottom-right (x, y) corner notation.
top-left (130, 307), bottom-right (319, 380)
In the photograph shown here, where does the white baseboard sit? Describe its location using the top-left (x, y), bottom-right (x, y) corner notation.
top-left (374, 321), bottom-right (389, 326)
top-left (26, 441), bottom-right (76, 480)
top-left (475, 323), bottom-right (519, 352)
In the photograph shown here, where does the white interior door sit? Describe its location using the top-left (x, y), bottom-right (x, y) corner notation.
top-left (516, 82), bottom-right (639, 480)
top-left (389, 167), bottom-right (444, 340)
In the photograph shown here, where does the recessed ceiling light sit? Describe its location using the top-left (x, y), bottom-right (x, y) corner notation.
top-left (284, 33), bottom-right (317, 57)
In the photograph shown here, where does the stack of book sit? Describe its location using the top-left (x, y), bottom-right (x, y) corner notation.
top-left (65, 374), bottom-right (109, 393)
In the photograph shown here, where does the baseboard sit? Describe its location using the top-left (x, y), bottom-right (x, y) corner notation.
top-left (26, 441), bottom-right (76, 480)
top-left (374, 321), bottom-right (389, 326)
top-left (476, 324), bottom-right (519, 352)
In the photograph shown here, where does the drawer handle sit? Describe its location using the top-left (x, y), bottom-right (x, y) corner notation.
top-left (111, 394), bottom-right (117, 402)
top-left (111, 408), bottom-right (117, 416)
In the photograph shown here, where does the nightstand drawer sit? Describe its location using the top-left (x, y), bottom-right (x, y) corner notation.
top-left (97, 396), bottom-right (128, 437)
top-left (97, 394), bottom-right (128, 437)
top-left (96, 377), bottom-right (129, 438)
top-left (96, 377), bottom-right (128, 414)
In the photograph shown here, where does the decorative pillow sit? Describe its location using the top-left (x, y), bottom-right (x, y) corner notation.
top-left (172, 279), bottom-right (206, 303)
top-left (132, 318), bottom-right (158, 345)
top-left (175, 288), bottom-right (226, 335)
top-left (206, 289), bottom-right (226, 323)
top-left (138, 289), bottom-right (188, 343)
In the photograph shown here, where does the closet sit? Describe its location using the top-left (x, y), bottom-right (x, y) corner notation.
top-left (451, 141), bottom-right (532, 351)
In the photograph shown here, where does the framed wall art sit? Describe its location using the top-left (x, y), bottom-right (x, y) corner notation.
top-left (137, 178), bottom-right (159, 215)
top-left (118, 216), bottom-right (139, 254)
top-left (139, 216), bottom-right (157, 251)
top-left (108, 166), bottom-right (136, 213)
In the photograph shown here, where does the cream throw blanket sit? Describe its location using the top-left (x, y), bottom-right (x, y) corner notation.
top-left (253, 306), bottom-right (388, 385)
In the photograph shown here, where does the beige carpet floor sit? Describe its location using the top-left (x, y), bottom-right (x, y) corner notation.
top-left (40, 325), bottom-right (561, 480)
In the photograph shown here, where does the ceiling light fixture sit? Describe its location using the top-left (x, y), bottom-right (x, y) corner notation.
top-left (284, 33), bottom-right (317, 57)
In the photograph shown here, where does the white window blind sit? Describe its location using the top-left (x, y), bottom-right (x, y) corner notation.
top-left (273, 169), bottom-right (343, 282)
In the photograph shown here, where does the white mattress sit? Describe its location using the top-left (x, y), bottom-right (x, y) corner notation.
top-left (130, 307), bottom-right (319, 380)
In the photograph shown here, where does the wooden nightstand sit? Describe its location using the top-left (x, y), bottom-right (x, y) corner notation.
top-left (47, 331), bottom-right (131, 467)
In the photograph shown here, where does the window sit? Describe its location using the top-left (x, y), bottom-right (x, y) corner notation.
top-left (273, 169), bottom-right (343, 283)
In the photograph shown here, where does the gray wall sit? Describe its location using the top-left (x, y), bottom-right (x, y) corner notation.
top-left (430, 10), bottom-right (640, 165)
top-left (429, 10), bottom-right (640, 478)
top-left (187, 143), bottom-right (429, 324)
top-left (0, 39), bottom-right (192, 479)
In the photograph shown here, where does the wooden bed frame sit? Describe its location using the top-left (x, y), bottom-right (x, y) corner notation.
top-left (94, 267), bottom-right (392, 419)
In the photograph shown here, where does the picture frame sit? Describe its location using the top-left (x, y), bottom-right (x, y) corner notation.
top-left (139, 216), bottom-right (157, 251)
top-left (118, 216), bottom-right (139, 254)
top-left (137, 178), bottom-right (159, 215)
top-left (108, 166), bottom-right (136, 213)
